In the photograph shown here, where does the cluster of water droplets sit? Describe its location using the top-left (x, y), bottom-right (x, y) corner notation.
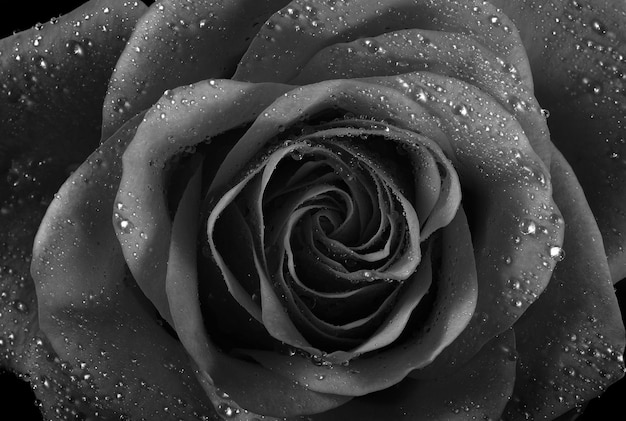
top-left (547, 0), bottom-right (626, 169)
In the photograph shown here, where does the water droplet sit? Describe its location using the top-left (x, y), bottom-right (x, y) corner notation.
top-left (414, 88), bottom-right (428, 103)
top-left (581, 77), bottom-right (603, 95)
top-left (66, 40), bottom-right (85, 57)
top-left (290, 149), bottom-right (304, 161)
top-left (563, 366), bottom-right (577, 377)
top-left (217, 403), bottom-right (239, 418)
top-left (508, 278), bottom-right (521, 290)
top-left (362, 38), bottom-right (383, 54)
top-left (11, 300), bottom-right (28, 313)
top-left (488, 15), bottom-right (500, 26)
top-left (570, 0), bottom-right (583, 11)
top-left (453, 103), bottom-right (469, 117)
top-left (590, 18), bottom-right (607, 35)
top-left (549, 213), bottom-right (564, 225)
top-left (549, 246), bottom-right (565, 261)
top-left (114, 213), bottom-right (134, 234)
top-left (520, 219), bottom-right (537, 235)
top-left (35, 56), bottom-right (48, 70)
top-left (510, 95), bottom-right (531, 113)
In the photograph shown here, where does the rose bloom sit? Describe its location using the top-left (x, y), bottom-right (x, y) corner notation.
top-left (1, 0), bottom-right (625, 420)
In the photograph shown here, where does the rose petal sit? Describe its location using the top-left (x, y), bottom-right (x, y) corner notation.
top-left (291, 28), bottom-right (552, 166)
top-left (400, 132), bottom-right (462, 239)
top-left (309, 329), bottom-right (516, 421)
top-left (101, 0), bottom-right (292, 139)
top-left (30, 114), bottom-right (215, 419)
top-left (0, 0), bottom-right (146, 185)
top-left (208, 80), bottom-right (446, 192)
top-left (490, 0), bottom-right (626, 283)
top-left (503, 146), bottom-right (626, 420)
top-left (113, 79), bottom-right (291, 324)
top-left (1, 1), bottom-right (146, 416)
top-left (234, 0), bottom-right (531, 90)
top-left (200, 200), bottom-right (280, 350)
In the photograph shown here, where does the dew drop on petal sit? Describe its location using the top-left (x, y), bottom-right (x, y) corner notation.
top-left (217, 403), bottom-right (239, 418)
top-left (520, 219), bottom-right (537, 235)
top-left (453, 103), bottom-right (470, 117)
top-left (114, 212), bottom-right (134, 234)
top-left (549, 246), bottom-right (565, 261)
top-left (66, 40), bottom-right (85, 57)
top-left (590, 18), bottom-right (607, 35)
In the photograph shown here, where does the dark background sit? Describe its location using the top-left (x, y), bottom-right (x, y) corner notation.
top-left (1, 1), bottom-right (625, 420)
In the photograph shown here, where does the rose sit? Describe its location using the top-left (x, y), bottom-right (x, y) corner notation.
top-left (1, 0), bottom-right (625, 420)
top-left (1, 0), bottom-right (625, 419)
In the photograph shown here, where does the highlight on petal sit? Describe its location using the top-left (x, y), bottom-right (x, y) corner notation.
top-left (503, 146), bottom-right (625, 420)
top-left (101, 0), bottom-right (292, 139)
top-left (235, 0), bottom-right (532, 90)
top-left (30, 114), bottom-right (215, 419)
top-left (490, 0), bottom-right (626, 283)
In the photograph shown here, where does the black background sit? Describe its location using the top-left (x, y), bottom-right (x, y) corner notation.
top-left (1, 1), bottom-right (625, 420)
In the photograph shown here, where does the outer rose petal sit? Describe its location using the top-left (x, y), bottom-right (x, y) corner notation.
top-left (101, 0), bottom-right (292, 139)
top-left (1, 0), bottom-right (146, 191)
top-left (234, 0), bottom-right (532, 91)
top-left (30, 115), bottom-right (215, 419)
top-left (290, 28), bottom-right (553, 167)
top-left (309, 330), bottom-right (517, 421)
top-left (503, 146), bottom-right (626, 420)
top-left (0, 0), bottom-right (145, 416)
top-left (489, 0), bottom-right (626, 283)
